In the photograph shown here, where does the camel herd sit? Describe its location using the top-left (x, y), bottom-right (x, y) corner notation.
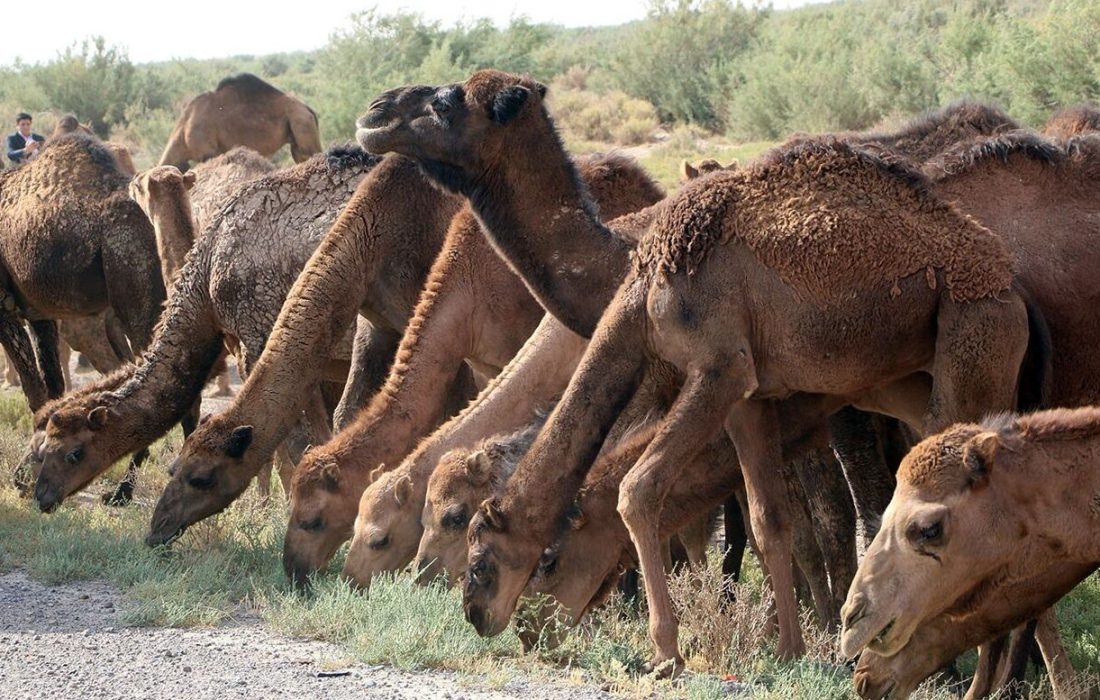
top-left (5, 69), bottom-right (1100, 698)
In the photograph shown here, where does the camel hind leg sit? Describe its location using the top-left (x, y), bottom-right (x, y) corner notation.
top-left (0, 313), bottom-right (47, 411)
top-left (29, 320), bottom-right (65, 399)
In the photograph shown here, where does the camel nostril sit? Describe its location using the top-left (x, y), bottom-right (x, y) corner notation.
top-left (843, 595), bottom-right (868, 629)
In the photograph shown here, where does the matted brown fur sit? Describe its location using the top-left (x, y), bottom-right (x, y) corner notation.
top-left (634, 138), bottom-right (1015, 305)
top-left (1042, 104), bottom-right (1100, 138)
top-left (925, 130), bottom-right (1100, 183)
top-left (856, 100), bottom-right (1019, 164)
top-left (187, 147), bottom-right (276, 233)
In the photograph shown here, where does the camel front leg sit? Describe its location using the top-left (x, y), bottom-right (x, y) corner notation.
top-left (334, 318), bottom-right (400, 430)
top-left (1034, 610), bottom-right (1081, 700)
top-left (618, 364), bottom-right (747, 676)
top-left (0, 312), bottom-right (47, 410)
top-left (726, 400), bottom-right (805, 660)
top-left (29, 320), bottom-right (65, 399)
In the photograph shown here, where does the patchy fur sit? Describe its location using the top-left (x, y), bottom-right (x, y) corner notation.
top-left (1042, 104), bottom-right (1100, 139)
top-left (635, 137), bottom-right (1015, 305)
top-left (857, 100), bottom-right (1019, 163)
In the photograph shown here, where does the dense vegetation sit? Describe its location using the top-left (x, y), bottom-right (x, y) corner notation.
top-left (1, 0), bottom-right (1096, 167)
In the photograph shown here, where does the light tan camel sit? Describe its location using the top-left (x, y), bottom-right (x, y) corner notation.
top-left (159, 73), bottom-right (321, 170)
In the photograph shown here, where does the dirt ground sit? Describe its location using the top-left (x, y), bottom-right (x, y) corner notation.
top-left (0, 571), bottom-right (614, 700)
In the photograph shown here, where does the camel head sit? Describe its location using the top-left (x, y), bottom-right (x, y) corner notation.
top-left (128, 165), bottom-right (196, 217)
top-left (33, 396), bottom-right (120, 513)
top-left (356, 70), bottom-right (549, 194)
top-left (282, 448), bottom-right (362, 588)
top-left (841, 422), bottom-right (1024, 660)
top-left (146, 414), bottom-right (255, 547)
top-left (339, 466), bottom-right (422, 590)
top-left (679, 158), bottom-right (737, 182)
top-left (414, 448), bottom-right (496, 588)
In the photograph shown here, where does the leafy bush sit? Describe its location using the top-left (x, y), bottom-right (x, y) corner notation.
top-left (549, 73), bottom-right (659, 145)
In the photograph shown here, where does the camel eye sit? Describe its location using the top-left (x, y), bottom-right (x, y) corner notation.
top-left (64, 448), bottom-right (83, 465)
top-left (920, 522), bottom-right (943, 544)
top-left (442, 506), bottom-right (468, 530)
top-left (187, 473), bottom-right (215, 490)
top-left (299, 516), bottom-right (324, 532)
top-left (468, 558), bottom-right (489, 585)
top-left (369, 534), bottom-right (390, 550)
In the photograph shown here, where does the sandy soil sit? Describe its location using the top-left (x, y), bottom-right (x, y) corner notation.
top-left (0, 571), bottom-right (613, 700)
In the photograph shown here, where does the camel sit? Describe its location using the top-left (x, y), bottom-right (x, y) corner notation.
top-left (50, 114), bottom-right (137, 176)
top-left (408, 409), bottom-right (551, 588)
top-left (28, 146), bottom-right (379, 512)
top-left (840, 407), bottom-right (1100, 696)
top-left (129, 166), bottom-right (199, 286)
top-left (357, 71), bottom-right (1036, 671)
top-left (1042, 104), bottom-right (1100, 138)
top-left (159, 74), bottom-right (321, 170)
top-left (186, 147), bottom-right (277, 233)
top-left (0, 133), bottom-right (165, 412)
top-left (144, 153), bottom-right (471, 547)
top-left (283, 153), bottom-right (664, 586)
top-left (851, 562), bottom-right (1094, 700)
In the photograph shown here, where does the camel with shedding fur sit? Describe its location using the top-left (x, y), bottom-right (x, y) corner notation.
top-left (159, 74), bottom-right (321, 170)
top-left (1042, 104), bottom-right (1100, 138)
top-left (285, 153), bottom-right (664, 586)
top-left (29, 147), bottom-right (379, 512)
top-left (0, 133), bottom-right (165, 412)
top-left (145, 154), bottom-right (473, 547)
top-left (358, 71), bottom-right (1035, 672)
top-left (840, 407), bottom-right (1100, 697)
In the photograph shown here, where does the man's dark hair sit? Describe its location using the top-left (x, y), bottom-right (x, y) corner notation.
top-left (15, 112), bottom-right (32, 124)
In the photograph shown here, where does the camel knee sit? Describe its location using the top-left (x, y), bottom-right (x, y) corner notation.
top-left (617, 472), bottom-right (661, 530)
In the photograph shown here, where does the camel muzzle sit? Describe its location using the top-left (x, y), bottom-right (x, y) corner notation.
top-left (33, 482), bottom-right (61, 514)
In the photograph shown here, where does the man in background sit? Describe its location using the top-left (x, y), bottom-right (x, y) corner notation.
top-left (7, 112), bottom-right (45, 164)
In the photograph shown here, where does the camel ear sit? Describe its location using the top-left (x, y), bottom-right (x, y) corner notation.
top-left (725, 159), bottom-right (739, 171)
top-left (225, 425), bottom-right (253, 459)
top-left (465, 450), bottom-right (491, 485)
top-left (320, 460), bottom-right (340, 490)
top-left (369, 463), bottom-right (387, 483)
top-left (182, 171), bottom-right (197, 189)
top-left (199, 413), bottom-right (211, 425)
top-left (87, 406), bottom-right (110, 430)
top-left (393, 474), bottom-right (412, 507)
top-left (680, 161), bottom-right (699, 181)
top-left (964, 432), bottom-right (999, 489)
top-left (490, 85), bottom-right (531, 124)
top-left (479, 498), bottom-right (506, 532)
top-left (569, 506), bottom-right (587, 531)
top-left (534, 81), bottom-right (548, 99)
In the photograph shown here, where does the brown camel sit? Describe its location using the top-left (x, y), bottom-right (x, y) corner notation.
top-left (29, 146), bottom-right (380, 512)
top-left (50, 114), bottom-right (137, 176)
top-left (129, 166), bottom-right (198, 285)
top-left (159, 74), bottom-right (321, 170)
top-left (0, 133), bottom-right (165, 412)
top-left (144, 153), bottom-right (471, 547)
top-left (408, 408), bottom-right (551, 588)
top-left (357, 71), bottom-right (1034, 670)
top-left (1041, 104), bottom-right (1100, 138)
top-left (840, 407), bottom-right (1100, 695)
top-left (851, 562), bottom-right (1093, 700)
top-left (186, 146), bottom-right (277, 233)
top-left (284, 153), bottom-right (663, 586)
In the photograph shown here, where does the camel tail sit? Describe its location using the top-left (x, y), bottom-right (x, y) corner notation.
top-left (1015, 284), bottom-right (1053, 413)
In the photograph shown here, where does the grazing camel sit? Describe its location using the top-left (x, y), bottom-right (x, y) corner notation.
top-left (0, 133), bottom-right (165, 411)
top-left (284, 153), bottom-right (664, 586)
top-left (357, 71), bottom-right (1034, 670)
top-left (840, 407), bottom-right (1100, 696)
top-left (1041, 104), bottom-right (1100, 138)
top-left (159, 73), bottom-right (322, 170)
top-left (29, 147), bottom-right (380, 512)
top-left (145, 154), bottom-right (471, 547)
top-left (851, 562), bottom-right (1094, 700)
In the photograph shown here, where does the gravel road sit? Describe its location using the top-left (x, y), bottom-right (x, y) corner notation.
top-left (0, 571), bottom-right (613, 700)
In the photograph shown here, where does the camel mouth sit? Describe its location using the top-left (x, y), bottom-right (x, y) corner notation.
top-left (145, 524), bottom-right (185, 548)
top-left (355, 121), bottom-right (401, 154)
top-left (841, 614), bottom-right (897, 658)
top-left (855, 675), bottom-right (899, 700)
top-left (33, 482), bottom-right (62, 514)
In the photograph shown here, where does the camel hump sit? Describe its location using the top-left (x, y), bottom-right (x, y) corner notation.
top-left (324, 142), bottom-right (382, 173)
top-left (1043, 104), bottom-right (1100, 138)
top-left (925, 131), bottom-right (1065, 180)
top-left (638, 137), bottom-right (1015, 304)
top-left (215, 73), bottom-right (284, 98)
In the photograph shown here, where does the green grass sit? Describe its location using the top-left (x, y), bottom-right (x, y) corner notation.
top-left (0, 388), bottom-right (1097, 698)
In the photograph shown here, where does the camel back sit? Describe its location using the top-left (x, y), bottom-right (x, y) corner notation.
top-left (634, 138), bottom-right (1015, 305)
top-left (1042, 104), bottom-right (1100, 138)
top-left (855, 100), bottom-right (1019, 164)
top-left (925, 131), bottom-right (1100, 185)
top-left (0, 133), bottom-right (129, 206)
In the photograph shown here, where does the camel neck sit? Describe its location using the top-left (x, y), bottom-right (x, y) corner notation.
top-left (110, 257), bottom-right (224, 450)
top-left (151, 193), bottom-right (197, 284)
top-left (459, 136), bottom-right (632, 338)
top-left (1017, 442), bottom-right (1100, 562)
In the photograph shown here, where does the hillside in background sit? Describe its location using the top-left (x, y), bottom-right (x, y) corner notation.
top-left (0, 0), bottom-right (1094, 171)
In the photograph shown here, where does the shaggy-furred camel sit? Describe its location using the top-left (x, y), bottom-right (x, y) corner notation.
top-left (285, 153), bottom-right (663, 586)
top-left (50, 114), bottom-right (137, 176)
top-left (159, 74), bottom-right (322, 170)
top-left (1041, 104), bottom-right (1100, 138)
top-left (840, 407), bottom-right (1100, 697)
top-left (357, 71), bottom-right (1036, 670)
top-left (144, 153), bottom-right (474, 547)
top-left (0, 133), bottom-right (165, 412)
top-left (338, 100), bottom-right (1023, 621)
top-left (30, 147), bottom-right (380, 512)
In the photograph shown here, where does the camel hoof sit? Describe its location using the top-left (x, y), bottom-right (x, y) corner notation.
top-left (102, 483), bottom-right (134, 507)
top-left (643, 655), bottom-right (684, 679)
